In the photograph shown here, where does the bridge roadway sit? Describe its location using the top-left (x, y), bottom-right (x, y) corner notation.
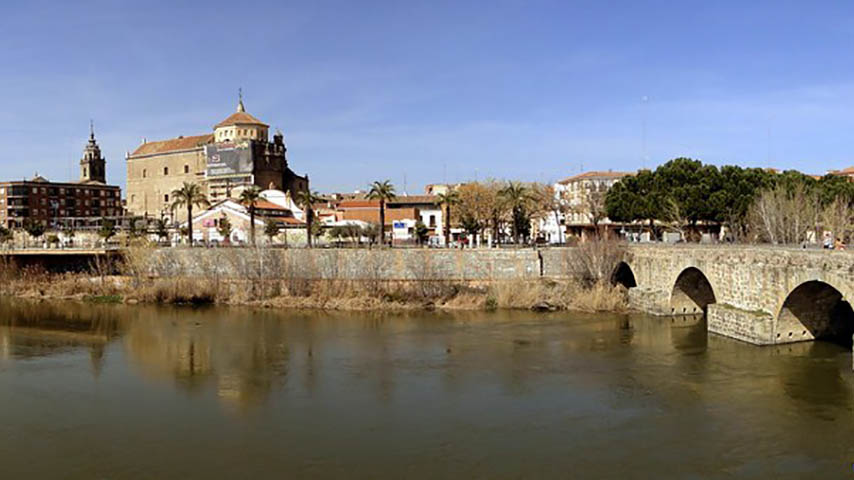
top-left (619, 245), bottom-right (854, 345)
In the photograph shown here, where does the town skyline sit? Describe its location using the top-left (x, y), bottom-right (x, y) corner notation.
top-left (4, 1), bottom-right (854, 193)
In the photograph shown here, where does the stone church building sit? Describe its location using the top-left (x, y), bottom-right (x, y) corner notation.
top-left (125, 96), bottom-right (308, 221)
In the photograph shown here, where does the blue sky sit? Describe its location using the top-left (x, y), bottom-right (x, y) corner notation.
top-left (2, 0), bottom-right (853, 193)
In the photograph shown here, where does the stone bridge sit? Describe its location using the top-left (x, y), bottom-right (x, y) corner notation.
top-left (618, 245), bottom-right (854, 346)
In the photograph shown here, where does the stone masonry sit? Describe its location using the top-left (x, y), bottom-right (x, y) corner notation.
top-left (623, 245), bottom-right (854, 345)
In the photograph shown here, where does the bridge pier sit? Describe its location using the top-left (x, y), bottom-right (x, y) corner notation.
top-left (627, 287), bottom-right (671, 315)
top-left (707, 303), bottom-right (776, 345)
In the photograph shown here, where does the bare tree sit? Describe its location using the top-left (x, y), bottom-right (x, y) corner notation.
top-left (567, 233), bottom-right (627, 287)
top-left (748, 184), bottom-right (819, 245)
top-left (661, 197), bottom-right (690, 240)
top-left (821, 196), bottom-right (854, 244)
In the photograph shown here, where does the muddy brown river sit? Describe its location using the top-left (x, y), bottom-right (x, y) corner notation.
top-left (0, 300), bottom-right (852, 478)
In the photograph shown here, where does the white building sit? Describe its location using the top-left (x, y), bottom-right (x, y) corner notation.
top-left (539, 170), bottom-right (634, 243)
top-left (182, 189), bottom-right (305, 245)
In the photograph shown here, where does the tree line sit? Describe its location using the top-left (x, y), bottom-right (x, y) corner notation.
top-left (604, 157), bottom-right (854, 244)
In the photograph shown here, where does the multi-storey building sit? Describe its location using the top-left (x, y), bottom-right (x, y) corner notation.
top-left (125, 95), bottom-right (308, 223)
top-left (0, 126), bottom-right (122, 230)
top-left (537, 170), bottom-right (633, 243)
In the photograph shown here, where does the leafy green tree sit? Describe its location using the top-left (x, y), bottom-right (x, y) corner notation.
top-left (264, 218), bottom-right (279, 244)
top-left (309, 217), bottom-right (324, 244)
top-left (217, 214), bottom-right (233, 243)
top-left (154, 218), bottom-right (168, 242)
top-left (437, 190), bottom-right (461, 247)
top-left (23, 219), bottom-right (46, 246)
top-left (295, 190), bottom-right (322, 248)
top-left (414, 221), bottom-right (429, 245)
top-left (709, 166), bottom-right (775, 240)
top-left (98, 218), bottom-right (117, 243)
top-left (606, 168), bottom-right (679, 240)
top-left (367, 180), bottom-right (396, 246)
top-left (459, 213), bottom-right (480, 237)
top-left (0, 226), bottom-right (12, 246)
top-left (499, 181), bottom-right (531, 244)
top-left (239, 186), bottom-right (262, 246)
top-left (361, 223), bottom-right (380, 247)
top-left (170, 182), bottom-right (209, 246)
top-left (128, 217), bottom-right (143, 238)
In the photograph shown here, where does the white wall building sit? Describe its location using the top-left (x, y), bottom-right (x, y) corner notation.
top-left (539, 170), bottom-right (634, 243)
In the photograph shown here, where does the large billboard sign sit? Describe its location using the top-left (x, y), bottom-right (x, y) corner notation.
top-left (205, 143), bottom-right (253, 178)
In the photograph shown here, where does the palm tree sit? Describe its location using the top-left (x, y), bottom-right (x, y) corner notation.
top-left (367, 180), bottom-right (396, 246)
top-left (437, 190), bottom-right (461, 248)
top-left (239, 186), bottom-right (262, 246)
top-left (170, 182), bottom-right (209, 246)
top-left (295, 189), bottom-right (322, 248)
top-left (499, 181), bottom-right (530, 245)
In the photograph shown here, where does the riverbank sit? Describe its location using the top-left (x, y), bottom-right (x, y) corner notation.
top-left (0, 271), bottom-right (628, 312)
top-left (0, 241), bottom-right (629, 312)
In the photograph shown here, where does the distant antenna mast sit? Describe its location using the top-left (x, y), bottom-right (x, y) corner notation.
top-left (766, 118), bottom-right (772, 165)
top-left (641, 95), bottom-right (649, 169)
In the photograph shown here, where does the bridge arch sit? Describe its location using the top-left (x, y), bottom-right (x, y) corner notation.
top-left (670, 267), bottom-right (716, 314)
top-left (776, 280), bottom-right (854, 345)
top-left (611, 261), bottom-right (637, 289)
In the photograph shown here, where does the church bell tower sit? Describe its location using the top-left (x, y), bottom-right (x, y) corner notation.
top-left (80, 121), bottom-right (106, 183)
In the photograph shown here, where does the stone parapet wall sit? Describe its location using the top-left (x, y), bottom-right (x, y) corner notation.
top-left (626, 245), bottom-right (854, 316)
top-left (148, 247), bottom-right (547, 281)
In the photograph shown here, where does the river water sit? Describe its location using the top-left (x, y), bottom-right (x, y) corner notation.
top-left (0, 300), bottom-right (852, 479)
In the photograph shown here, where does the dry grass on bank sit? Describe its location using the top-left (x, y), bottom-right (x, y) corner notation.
top-left (489, 279), bottom-right (628, 312)
top-left (0, 238), bottom-right (629, 313)
top-left (0, 266), bottom-right (627, 313)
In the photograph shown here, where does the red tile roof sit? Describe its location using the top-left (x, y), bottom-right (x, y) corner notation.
top-left (214, 111), bottom-right (268, 128)
top-left (252, 200), bottom-right (290, 211)
top-left (278, 217), bottom-right (304, 225)
top-left (558, 170), bottom-right (633, 184)
top-left (130, 133), bottom-right (214, 156)
top-left (829, 166), bottom-right (854, 176)
top-left (388, 195), bottom-right (440, 205)
top-left (339, 199), bottom-right (380, 209)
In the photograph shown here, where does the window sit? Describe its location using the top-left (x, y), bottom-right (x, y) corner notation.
top-left (142, 169), bottom-right (147, 178)
top-left (101, 190), bottom-right (105, 197)
top-left (429, 215), bottom-right (436, 227)
top-left (164, 194), bottom-right (169, 203)
top-left (83, 168), bottom-right (87, 177)
top-left (163, 167), bottom-right (169, 175)
top-left (131, 195), bottom-right (136, 203)
top-left (41, 188), bottom-right (46, 194)
top-left (184, 165), bottom-right (189, 174)
top-left (32, 188), bottom-right (37, 194)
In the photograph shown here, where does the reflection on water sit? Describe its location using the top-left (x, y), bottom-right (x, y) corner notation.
top-left (0, 300), bottom-right (852, 478)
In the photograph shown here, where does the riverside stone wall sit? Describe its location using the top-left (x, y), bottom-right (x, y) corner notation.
top-left (148, 247), bottom-right (548, 281)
